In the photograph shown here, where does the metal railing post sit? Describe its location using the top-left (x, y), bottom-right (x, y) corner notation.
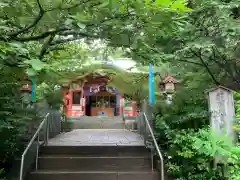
top-left (19, 113), bottom-right (50, 180)
top-left (46, 114), bottom-right (50, 144)
top-left (143, 112), bottom-right (164, 180)
top-left (151, 148), bottom-right (154, 172)
top-left (36, 134), bottom-right (39, 170)
top-left (43, 115), bottom-right (47, 144)
top-left (143, 114), bottom-right (147, 146)
top-left (19, 155), bottom-right (24, 180)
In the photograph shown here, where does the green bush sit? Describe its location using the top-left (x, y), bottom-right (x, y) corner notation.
top-left (0, 68), bottom-right (40, 178)
top-left (233, 92), bottom-right (240, 134)
top-left (154, 74), bottom-right (240, 179)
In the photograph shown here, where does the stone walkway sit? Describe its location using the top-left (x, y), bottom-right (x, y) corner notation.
top-left (47, 129), bottom-right (144, 146)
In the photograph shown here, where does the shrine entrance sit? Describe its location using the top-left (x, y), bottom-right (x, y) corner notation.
top-left (85, 87), bottom-right (117, 117)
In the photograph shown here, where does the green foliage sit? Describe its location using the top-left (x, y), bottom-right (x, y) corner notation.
top-left (0, 0), bottom-right (239, 180)
top-left (157, 71), bottom-right (211, 129)
top-left (0, 168), bottom-right (6, 180)
top-left (35, 82), bottom-right (63, 110)
top-left (156, 105), bottom-right (240, 179)
top-left (234, 92), bottom-right (240, 120)
top-left (44, 88), bottom-right (63, 110)
top-left (0, 0), bottom-right (190, 69)
top-left (165, 128), bottom-right (235, 180)
top-left (233, 92), bottom-right (240, 134)
top-left (132, 0), bottom-right (240, 87)
top-left (155, 69), bottom-right (240, 179)
top-left (0, 66), bottom-right (41, 178)
top-left (150, 1), bottom-right (240, 177)
top-left (0, 42), bottom-right (46, 77)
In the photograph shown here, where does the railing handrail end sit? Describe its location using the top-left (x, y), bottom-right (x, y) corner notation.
top-left (142, 112), bottom-right (164, 180)
top-left (19, 112), bottom-right (50, 180)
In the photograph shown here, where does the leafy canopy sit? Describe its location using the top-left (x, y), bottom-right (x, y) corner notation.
top-left (1, 0), bottom-right (190, 76)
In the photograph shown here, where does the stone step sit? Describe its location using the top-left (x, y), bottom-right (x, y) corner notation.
top-left (68, 119), bottom-right (125, 129)
top-left (40, 146), bottom-right (150, 156)
top-left (38, 156), bottom-right (151, 171)
top-left (27, 171), bottom-right (159, 180)
top-left (70, 116), bottom-right (123, 121)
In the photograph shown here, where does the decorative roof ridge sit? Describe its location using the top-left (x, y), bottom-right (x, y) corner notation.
top-left (160, 74), bottom-right (179, 84)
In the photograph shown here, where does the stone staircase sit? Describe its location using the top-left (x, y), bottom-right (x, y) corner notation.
top-left (67, 116), bottom-right (125, 129)
top-left (27, 145), bottom-right (160, 180)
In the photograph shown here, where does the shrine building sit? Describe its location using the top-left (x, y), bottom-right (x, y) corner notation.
top-left (61, 72), bottom-right (134, 118)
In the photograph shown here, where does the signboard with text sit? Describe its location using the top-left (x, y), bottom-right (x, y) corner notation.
top-left (207, 86), bottom-right (235, 139)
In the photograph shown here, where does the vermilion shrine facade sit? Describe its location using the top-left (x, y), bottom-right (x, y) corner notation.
top-left (61, 73), bottom-right (136, 118)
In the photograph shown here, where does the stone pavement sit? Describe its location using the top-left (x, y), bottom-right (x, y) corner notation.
top-left (47, 129), bottom-right (144, 146)
top-left (67, 116), bottom-right (125, 129)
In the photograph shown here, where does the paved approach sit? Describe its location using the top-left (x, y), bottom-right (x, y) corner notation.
top-left (47, 129), bottom-right (144, 146)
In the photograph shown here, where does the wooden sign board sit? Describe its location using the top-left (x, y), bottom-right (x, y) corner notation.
top-left (207, 86), bottom-right (235, 140)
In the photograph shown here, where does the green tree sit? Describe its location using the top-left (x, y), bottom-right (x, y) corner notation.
top-left (1, 0), bottom-right (190, 76)
top-left (131, 0), bottom-right (240, 88)
top-left (154, 68), bottom-right (240, 179)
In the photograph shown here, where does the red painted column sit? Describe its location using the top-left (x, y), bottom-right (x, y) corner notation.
top-left (68, 91), bottom-right (72, 117)
top-left (132, 101), bottom-right (137, 117)
top-left (119, 96), bottom-right (123, 116)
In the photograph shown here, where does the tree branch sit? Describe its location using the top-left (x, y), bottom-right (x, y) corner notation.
top-left (148, 46), bottom-right (206, 66)
top-left (176, 59), bottom-right (205, 66)
top-left (8, 0), bottom-right (45, 37)
top-left (8, 11), bottom-right (131, 43)
top-left (210, 46), bottom-right (240, 85)
top-left (12, 28), bottom-right (68, 42)
top-left (51, 36), bottom-right (88, 45)
top-left (189, 48), bottom-right (220, 85)
top-left (45, 46), bottom-right (65, 54)
top-left (39, 34), bottom-right (56, 59)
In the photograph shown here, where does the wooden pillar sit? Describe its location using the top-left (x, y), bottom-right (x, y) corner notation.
top-left (119, 96), bottom-right (124, 117)
top-left (62, 87), bottom-right (69, 117)
top-left (67, 91), bottom-right (72, 117)
top-left (80, 79), bottom-right (86, 116)
top-left (132, 101), bottom-right (137, 116)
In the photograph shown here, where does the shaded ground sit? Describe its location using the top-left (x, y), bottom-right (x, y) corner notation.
top-left (47, 129), bottom-right (144, 146)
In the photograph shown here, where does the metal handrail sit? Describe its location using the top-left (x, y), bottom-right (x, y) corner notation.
top-left (143, 112), bottom-right (164, 180)
top-left (19, 113), bottom-right (50, 180)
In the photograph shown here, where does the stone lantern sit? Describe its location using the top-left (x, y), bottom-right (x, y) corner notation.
top-left (159, 74), bottom-right (179, 104)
